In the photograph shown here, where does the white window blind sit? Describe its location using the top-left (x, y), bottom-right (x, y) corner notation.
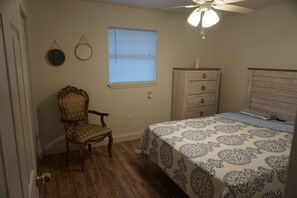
top-left (108, 28), bottom-right (157, 85)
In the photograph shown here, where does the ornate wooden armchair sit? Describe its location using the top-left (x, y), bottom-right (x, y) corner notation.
top-left (57, 86), bottom-right (113, 170)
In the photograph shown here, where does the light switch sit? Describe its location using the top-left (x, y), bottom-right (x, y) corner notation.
top-left (148, 91), bottom-right (152, 99)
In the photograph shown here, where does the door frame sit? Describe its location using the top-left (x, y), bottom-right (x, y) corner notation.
top-left (0, 0), bottom-right (39, 197)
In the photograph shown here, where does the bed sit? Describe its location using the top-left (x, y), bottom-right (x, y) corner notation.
top-left (136, 68), bottom-right (297, 197)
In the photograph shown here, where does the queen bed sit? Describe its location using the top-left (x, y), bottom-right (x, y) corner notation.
top-left (136, 68), bottom-right (297, 197)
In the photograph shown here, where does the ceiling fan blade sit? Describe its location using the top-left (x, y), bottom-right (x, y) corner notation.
top-left (213, 4), bottom-right (253, 13)
top-left (220, 0), bottom-right (246, 4)
top-left (164, 4), bottom-right (199, 10)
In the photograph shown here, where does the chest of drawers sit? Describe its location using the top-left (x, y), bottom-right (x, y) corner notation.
top-left (171, 68), bottom-right (221, 120)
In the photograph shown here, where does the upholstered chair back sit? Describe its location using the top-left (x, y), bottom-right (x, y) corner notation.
top-left (58, 86), bottom-right (89, 125)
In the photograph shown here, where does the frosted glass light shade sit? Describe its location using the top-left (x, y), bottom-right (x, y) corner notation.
top-left (187, 9), bottom-right (201, 27)
top-left (202, 9), bottom-right (219, 28)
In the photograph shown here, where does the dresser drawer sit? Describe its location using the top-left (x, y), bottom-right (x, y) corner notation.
top-left (188, 71), bottom-right (218, 81)
top-left (185, 106), bottom-right (215, 119)
top-left (188, 94), bottom-right (216, 107)
top-left (188, 81), bottom-right (217, 94)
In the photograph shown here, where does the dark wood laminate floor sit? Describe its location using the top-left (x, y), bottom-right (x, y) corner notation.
top-left (38, 140), bottom-right (189, 198)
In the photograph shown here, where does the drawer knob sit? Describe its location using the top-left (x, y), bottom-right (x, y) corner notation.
top-left (200, 98), bottom-right (204, 103)
top-left (202, 73), bottom-right (206, 78)
top-left (201, 85), bottom-right (205, 91)
top-left (200, 111), bottom-right (204, 116)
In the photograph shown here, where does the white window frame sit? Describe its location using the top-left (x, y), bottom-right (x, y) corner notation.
top-left (107, 27), bottom-right (158, 88)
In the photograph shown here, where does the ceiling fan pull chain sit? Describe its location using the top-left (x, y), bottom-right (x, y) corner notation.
top-left (201, 27), bottom-right (206, 39)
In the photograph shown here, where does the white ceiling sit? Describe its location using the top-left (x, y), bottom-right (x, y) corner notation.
top-left (86, 0), bottom-right (292, 14)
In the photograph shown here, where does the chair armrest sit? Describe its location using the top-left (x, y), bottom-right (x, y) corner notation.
top-left (88, 110), bottom-right (109, 127)
top-left (88, 110), bottom-right (109, 117)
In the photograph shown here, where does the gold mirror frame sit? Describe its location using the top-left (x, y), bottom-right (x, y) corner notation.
top-left (75, 43), bottom-right (92, 61)
top-left (74, 35), bottom-right (92, 61)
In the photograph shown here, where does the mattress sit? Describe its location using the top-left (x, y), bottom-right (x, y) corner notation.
top-left (136, 114), bottom-right (293, 197)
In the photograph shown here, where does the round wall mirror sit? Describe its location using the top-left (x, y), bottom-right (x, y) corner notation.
top-left (75, 43), bottom-right (92, 61)
top-left (47, 49), bottom-right (65, 66)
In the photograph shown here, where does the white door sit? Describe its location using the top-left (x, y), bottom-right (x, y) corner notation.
top-left (0, 0), bottom-right (38, 197)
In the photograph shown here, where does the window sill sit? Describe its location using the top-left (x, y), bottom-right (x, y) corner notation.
top-left (107, 82), bottom-right (158, 89)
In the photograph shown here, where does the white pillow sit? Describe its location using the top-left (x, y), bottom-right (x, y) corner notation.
top-left (240, 108), bottom-right (277, 120)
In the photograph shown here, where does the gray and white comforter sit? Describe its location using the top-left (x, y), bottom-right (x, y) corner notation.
top-left (136, 116), bottom-right (293, 197)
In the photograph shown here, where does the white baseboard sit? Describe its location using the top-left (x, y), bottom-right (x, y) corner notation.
top-left (41, 130), bottom-right (144, 156)
top-left (95, 130), bottom-right (143, 146)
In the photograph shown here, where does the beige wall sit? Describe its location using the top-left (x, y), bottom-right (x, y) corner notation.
top-left (29, 0), bottom-right (297, 154)
top-left (212, 1), bottom-right (297, 113)
top-left (28, 0), bottom-right (214, 154)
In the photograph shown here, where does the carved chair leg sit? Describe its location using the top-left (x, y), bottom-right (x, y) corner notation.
top-left (79, 145), bottom-right (85, 171)
top-left (88, 144), bottom-right (91, 152)
top-left (108, 134), bottom-right (113, 157)
top-left (65, 140), bottom-right (70, 163)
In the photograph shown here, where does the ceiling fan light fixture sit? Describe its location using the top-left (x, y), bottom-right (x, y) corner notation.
top-left (202, 9), bottom-right (219, 28)
top-left (187, 9), bottom-right (201, 27)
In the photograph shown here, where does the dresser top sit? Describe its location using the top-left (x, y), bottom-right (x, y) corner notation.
top-left (173, 68), bottom-right (221, 70)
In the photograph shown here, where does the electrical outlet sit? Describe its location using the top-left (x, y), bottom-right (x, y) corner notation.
top-left (126, 114), bottom-right (132, 122)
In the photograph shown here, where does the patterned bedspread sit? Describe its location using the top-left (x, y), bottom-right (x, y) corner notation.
top-left (136, 116), bottom-right (292, 198)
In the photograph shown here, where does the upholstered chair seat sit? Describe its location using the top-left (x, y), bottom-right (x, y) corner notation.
top-left (58, 86), bottom-right (113, 170)
top-left (73, 124), bottom-right (111, 143)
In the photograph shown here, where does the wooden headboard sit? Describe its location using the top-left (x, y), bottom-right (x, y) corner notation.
top-left (246, 68), bottom-right (297, 121)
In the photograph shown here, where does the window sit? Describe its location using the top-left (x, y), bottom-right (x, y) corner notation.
top-left (108, 27), bottom-right (157, 87)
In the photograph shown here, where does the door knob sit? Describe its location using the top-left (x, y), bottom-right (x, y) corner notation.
top-left (36, 172), bottom-right (51, 184)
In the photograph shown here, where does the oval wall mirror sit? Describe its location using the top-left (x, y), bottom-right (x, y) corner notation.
top-left (75, 43), bottom-right (92, 61)
top-left (47, 49), bottom-right (65, 66)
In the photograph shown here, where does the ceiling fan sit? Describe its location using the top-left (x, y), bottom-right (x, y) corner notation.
top-left (170, 0), bottom-right (254, 38)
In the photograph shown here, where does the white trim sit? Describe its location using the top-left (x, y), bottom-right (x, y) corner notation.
top-left (42, 130), bottom-right (144, 155)
top-left (107, 82), bottom-right (157, 89)
top-left (94, 130), bottom-right (143, 146)
top-left (28, 170), bottom-right (35, 198)
top-left (43, 135), bottom-right (65, 151)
